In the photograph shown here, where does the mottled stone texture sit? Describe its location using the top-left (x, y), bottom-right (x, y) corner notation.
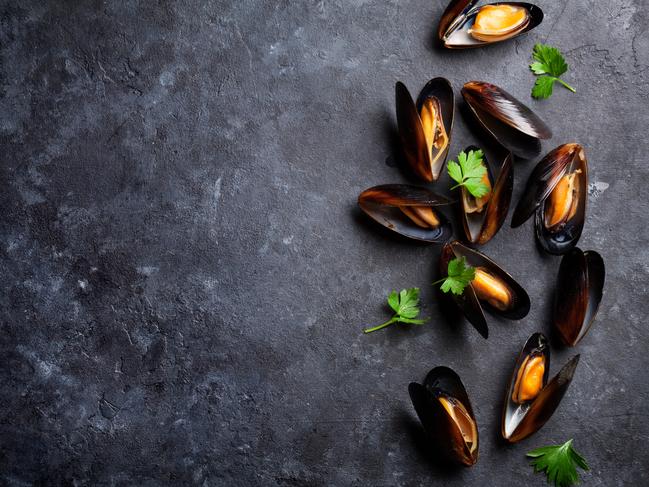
top-left (1, 1), bottom-right (647, 485)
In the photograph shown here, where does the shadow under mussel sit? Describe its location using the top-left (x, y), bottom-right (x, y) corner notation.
top-left (461, 81), bottom-right (551, 158)
top-left (553, 248), bottom-right (605, 346)
top-left (440, 241), bottom-right (530, 338)
top-left (502, 333), bottom-right (580, 442)
top-left (409, 366), bottom-right (478, 466)
top-left (458, 144), bottom-right (513, 245)
top-left (437, 0), bottom-right (543, 48)
top-left (358, 184), bottom-right (453, 242)
top-left (396, 78), bottom-right (454, 182)
top-left (512, 143), bottom-right (588, 254)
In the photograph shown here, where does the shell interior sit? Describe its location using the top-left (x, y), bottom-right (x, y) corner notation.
top-left (535, 145), bottom-right (588, 254)
top-left (449, 241), bottom-right (530, 319)
top-left (460, 144), bottom-right (513, 244)
top-left (396, 79), bottom-right (454, 182)
top-left (439, 1), bottom-right (543, 48)
top-left (358, 185), bottom-right (453, 242)
top-left (511, 143), bottom-right (579, 227)
top-left (409, 366), bottom-right (478, 465)
top-left (502, 333), bottom-right (580, 442)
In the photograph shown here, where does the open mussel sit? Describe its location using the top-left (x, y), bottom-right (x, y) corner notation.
top-left (458, 145), bottom-right (513, 245)
top-left (502, 333), bottom-right (580, 442)
top-left (439, 241), bottom-right (530, 338)
top-left (438, 1), bottom-right (543, 49)
top-left (554, 248), bottom-right (605, 346)
top-left (462, 81), bottom-right (551, 158)
top-left (409, 366), bottom-right (478, 466)
top-left (358, 184), bottom-right (453, 242)
top-left (396, 79), bottom-right (454, 182)
top-left (512, 143), bottom-right (588, 254)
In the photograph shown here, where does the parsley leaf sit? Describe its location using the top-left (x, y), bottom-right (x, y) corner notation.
top-left (433, 257), bottom-right (476, 296)
top-left (363, 287), bottom-right (428, 333)
top-left (447, 150), bottom-right (490, 198)
top-left (527, 439), bottom-right (589, 487)
top-left (529, 43), bottom-right (576, 99)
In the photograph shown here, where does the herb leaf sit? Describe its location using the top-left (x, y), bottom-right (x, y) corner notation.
top-left (529, 43), bottom-right (575, 99)
top-left (447, 150), bottom-right (489, 198)
top-left (527, 439), bottom-right (589, 487)
top-left (363, 287), bottom-right (428, 333)
top-left (433, 257), bottom-right (475, 296)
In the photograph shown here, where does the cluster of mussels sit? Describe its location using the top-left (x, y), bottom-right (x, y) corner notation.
top-left (356, 0), bottom-right (606, 466)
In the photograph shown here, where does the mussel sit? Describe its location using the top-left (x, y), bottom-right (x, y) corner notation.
top-left (409, 366), bottom-right (478, 466)
top-left (358, 184), bottom-right (453, 242)
top-left (512, 143), bottom-right (588, 254)
top-left (439, 241), bottom-right (530, 338)
top-left (462, 81), bottom-right (552, 158)
top-left (554, 248), bottom-right (605, 346)
top-left (458, 144), bottom-right (513, 245)
top-left (438, 1), bottom-right (543, 49)
top-left (502, 333), bottom-right (580, 442)
top-left (396, 79), bottom-right (454, 182)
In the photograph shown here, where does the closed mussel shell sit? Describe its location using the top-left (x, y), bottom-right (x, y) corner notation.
top-left (438, 0), bottom-right (543, 49)
top-left (554, 248), bottom-right (605, 346)
top-left (409, 366), bottom-right (478, 466)
top-left (396, 79), bottom-right (454, 182)
top-left (502, 333), bottom-right (580, 442)
top-left (439, 241), bottom-right (530, 338)
top-left (512, 143), bottom-right (587, 254)
top-left (358, 184), bottom-right (453, 242)
top-left (462, 81), bottom-right (551, 158)
top-left (459, 144), bottom-right (513, 245)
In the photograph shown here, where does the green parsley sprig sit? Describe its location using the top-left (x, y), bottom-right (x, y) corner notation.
top-left (527, 439), bottom-right (589, 487)
top-left (447, 150), bottom-right (490, 198)
top-left (363, 287), bottom-right (428, 334)
top-left (433, 257), bottom-right (476, 295)
top-left (530, 43), bottom-right (576, 99)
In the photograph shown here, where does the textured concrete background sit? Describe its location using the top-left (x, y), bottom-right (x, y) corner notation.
top-left (1, 1), bottom-right (648, 485)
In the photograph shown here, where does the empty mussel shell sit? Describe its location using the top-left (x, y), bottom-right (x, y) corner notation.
top-left (439, 241), bottom-right (530, 338)
top-left (554, 248), bottom-right (605, 346)
top-left (462, 81), bottom-right (552, 158)
top-left (438, 0), bottom-right (543, 49)
top-left (502, 333), bottom-right (580, 442)
top-left (459, 144), bottom-right (513, 245)
top-left (358, 184), bottom-right (453, 242)
top-left (512, 143), bottom-right (588, 254)
top-left (396, 79), bottom-right (454, 182)
top-left (409, 366), bottom-right (479, 466)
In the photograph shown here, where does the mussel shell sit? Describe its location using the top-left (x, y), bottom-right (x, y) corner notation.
top-left (396, 79), bottom-right (454, 182)
top-left (554, 248), bottom-right (605, 346)
top-left (409, 366), bottom-right (478, 466)
top-left (460, 144), bottom-right (514, 245)
top-left (358, 184), bottom-right (453, 242)
top-left (438, 1), bottom-right (543, 49)
top-left (462, 81), bottom-right (551, 158)
top-left (502, 333), bottom-right (579, 442)
top-left (534, 146), bottom-right (588, 254)
top-left (439, 241), bottom-right (530, 338)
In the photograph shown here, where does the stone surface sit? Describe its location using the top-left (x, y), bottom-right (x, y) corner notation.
top-left (1, 1), bottom-right (648, 485)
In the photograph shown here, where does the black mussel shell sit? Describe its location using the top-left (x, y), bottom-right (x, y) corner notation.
top-left (459, 144), bottom-right (513, 245)
top-left (409, 366), bottom-right (478, 466)
top-left (396, 79), bottom-right (454, 182)
top-left (512, 143), bottom-right (587, 254)
top-left (438, 0), bottom-right (543, 49)
top-left (439, 241), bottom-right (530, 338)
top-left (358, 184), bottom-right (453, 242)
top-left (462, 81), bottom-right (551, 158)
top-left (502, 333), bottom-right (579, 442)
top-left (554, 248), bottom-right (605, 346)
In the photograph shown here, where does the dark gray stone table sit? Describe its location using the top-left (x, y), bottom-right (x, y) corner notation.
top-left (2, 1), bottom-right (648, 485)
